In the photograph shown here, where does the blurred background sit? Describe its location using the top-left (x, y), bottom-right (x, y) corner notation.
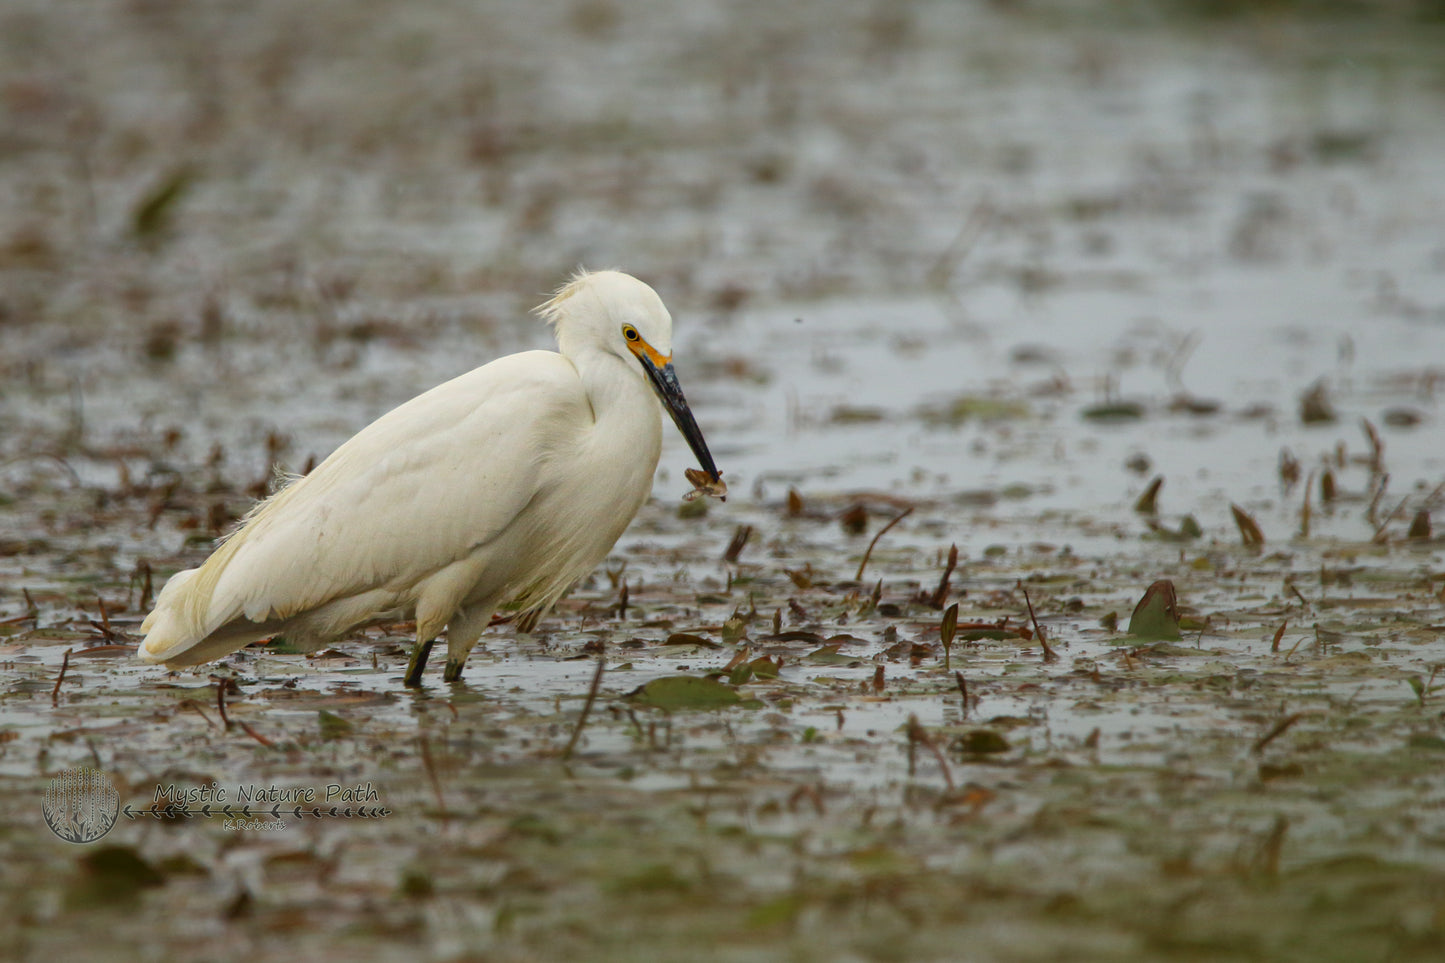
top-left (3, 0), bottom-right (1445, 548)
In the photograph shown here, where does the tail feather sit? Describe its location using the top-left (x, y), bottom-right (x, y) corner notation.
top-left (139, 561), bottom-right (271, 667)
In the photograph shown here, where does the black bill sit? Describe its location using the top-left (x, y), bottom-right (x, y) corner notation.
top-left (639, 356), bottom-right (721, 483)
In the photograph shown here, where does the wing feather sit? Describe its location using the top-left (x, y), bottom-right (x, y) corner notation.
top-left (195, 350), bottom-right (588, 635)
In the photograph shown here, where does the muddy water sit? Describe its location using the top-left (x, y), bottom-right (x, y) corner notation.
top-left (4, 3), bottom-right (1445, 962)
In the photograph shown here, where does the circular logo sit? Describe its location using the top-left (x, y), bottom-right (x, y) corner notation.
top-left (43, 767), bottom-right (120, 843)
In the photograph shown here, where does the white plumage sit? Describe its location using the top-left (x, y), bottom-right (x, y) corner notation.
top-left (138, 270), bottom-right (721, 685)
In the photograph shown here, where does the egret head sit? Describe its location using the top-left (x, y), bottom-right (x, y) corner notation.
top-left (539, 271), bottom-right (721, 483)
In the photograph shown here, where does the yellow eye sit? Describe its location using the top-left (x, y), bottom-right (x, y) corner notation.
top-left (622, 325), bottom-right (640, 342)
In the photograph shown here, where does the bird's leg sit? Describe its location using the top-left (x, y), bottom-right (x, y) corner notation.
top-left (403, 638), bottom-right (435, 687)
top-left (441, 604), bottom-right (495, 684)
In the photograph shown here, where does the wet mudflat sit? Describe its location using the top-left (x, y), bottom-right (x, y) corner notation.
top-left (3, 2), bottom-right (1445, 961)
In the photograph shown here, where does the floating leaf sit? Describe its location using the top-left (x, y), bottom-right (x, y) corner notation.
top-left (1231, 503), bottom-right (1265, 550)
top-left (951, 729), bottom-right (1010, 755)
top-left (1299, 380), bottom-right (1336, 424)
top-left (1407, 676), bottom-right (1426, 703)
top-left (746, 656), bottom-right (780, 679)
top-left (1408, 510), bottom-right (1431, 539)
top-left (829, 404), bottom-right (886, 424)
top-left (838, 504), bottom-right (868, 535)
top-left (1082, 401), bottom-right (1145, 422)
top-left (663, 633), bottom-right (720, 649)
top-left (69, 846), bottom-right (165, 909)
top-left (1168, 394), bottom-right (1221, 416)
top-left (805, 645), bottom-right (860, 666)
top-left (1134, 476), bottom-right (1163, 514)
top-left (921, 395), bottom-right (1031, 426)
top-left (1383, 407), bottom-right (1422, 428)
top-left (1135, 642), bottom-right (1200, 657)
top-left (1127, 579), bottom-right (1181, 640)
top-left (132, 165), bottom-right (194, 239)
top-left (1406, 733), bottom-right (1445, 752)
top-left (626, 676), bottom-right (741, 710)
top-left (747, 893), bottom-right (805, 929)
top-left (317, 710), bottom-right (355, 741)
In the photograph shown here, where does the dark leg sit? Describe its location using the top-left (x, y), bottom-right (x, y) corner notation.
top-left (442, 656), bottom-right (465, 683)
top-left (403, 638), bottom-right (435, 687)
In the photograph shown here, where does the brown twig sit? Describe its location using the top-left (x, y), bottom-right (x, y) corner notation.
top-left (1365, 473), bottom-right (1389, 527)
top-left (419, 734), bottom-right (450, 828)
top-left (928, 194), bottom-right (994, 288)
top-left (928, 544), bottom-right (958, 608)
top-left (96, 597), bottom-right (115, 641)
top-left (1253, 815), bottom-right (1289, 879)
top-left (216, 679), bottom-right (232, 730)
top-left (237, 719), bottom-right (274, 747)
top-left (906, 715), bottom-right (955, 791)
top-left (723, 524), bottom-right (752, 563)
top-left (1361, 418), bottom-right (1384, 476)
top-left (133, 560), bottom-right (154, 611)
top-left (855, 506), bottom-right (913, 581)
top-left (562, 649), bottom-right (606, 761)
top-left (787, 783), bottom-right (825, 815)
top-left (1253, 713), bottom-right (1304, 754)
top-left (954, 671), bottom-right (969, 718)
top-left (51, 648), bottom-right (72, 707)
top-left (1372, 493), bottom-right (1411, 543)
top-left (1021, 586), bottom-right (1056, 662)
top-left (1299, 469), bottom-right (1315, 538)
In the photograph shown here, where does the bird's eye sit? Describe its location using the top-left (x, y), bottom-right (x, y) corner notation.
top-left (622, 325), bottom-right (640, 342)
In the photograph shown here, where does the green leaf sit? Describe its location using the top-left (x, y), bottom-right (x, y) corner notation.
top-left (1407, 676), bottom-right (1426, 703)
top-left (941, 602), bottom-right (959, 647)
top-left (68, 846), bottom-right (164, 909)
top-left (626, 676), bottom-right (742, 710)
top-left (132, 165), bottom-right (194, 238)
top-left (952, 729), bottom-right (1010, 755)
top-left (804, 645), bottom-right (861, 666)
top-left (1406, 733), bottom-right (1445, 751)
top-left (747, 656), bottom-right (780, 679)
top-left (1082, 401), bottom-right (1145, 421)
top-left (317, 710), bottom-right (355, 740)
top-left (1127, 579), bottom-right (1181, 640)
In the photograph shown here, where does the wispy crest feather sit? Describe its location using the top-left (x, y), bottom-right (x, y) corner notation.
top-left (534, 267), bottom-right (594, 329)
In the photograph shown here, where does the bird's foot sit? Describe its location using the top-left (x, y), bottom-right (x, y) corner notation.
top-left (403, 640), bottom-right (434, 687)
top-left (442, 658), bottom-right (465, 683)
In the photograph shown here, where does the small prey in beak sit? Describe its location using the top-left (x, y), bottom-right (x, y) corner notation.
top-left (629, 337), bottom-right (725, 500)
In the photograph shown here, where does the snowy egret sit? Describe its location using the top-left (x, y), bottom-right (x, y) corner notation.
top-left (138, 270), bottom-right (723, 685)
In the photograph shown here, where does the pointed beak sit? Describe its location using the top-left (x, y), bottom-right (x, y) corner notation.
top-left (637, 353), bottom-right (721, 483)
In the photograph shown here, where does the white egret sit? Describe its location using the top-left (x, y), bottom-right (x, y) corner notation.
top-left (138, 270), bottom-right (723, 686)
